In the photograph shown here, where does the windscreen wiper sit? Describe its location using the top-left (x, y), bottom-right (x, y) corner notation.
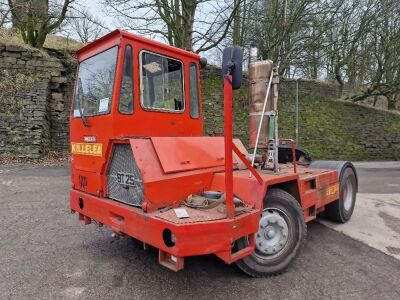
top-left (77, 78), bottom-right (89, 127)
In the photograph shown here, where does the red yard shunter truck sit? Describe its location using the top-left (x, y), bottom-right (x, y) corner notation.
top-left (70, 30), bottom-right (357, 277)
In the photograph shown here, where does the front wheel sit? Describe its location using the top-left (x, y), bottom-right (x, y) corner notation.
top-left (235, 188), bottom-right (306, 277)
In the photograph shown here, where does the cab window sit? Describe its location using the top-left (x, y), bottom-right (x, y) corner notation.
top-left (140, 51), bottom-right (184, 112)
top-left (119, 45), bottom-right (134, 114)
top-left (73, 46), bottom-right (118, 117)
top-left (189, 62), bottom-right (200, 118)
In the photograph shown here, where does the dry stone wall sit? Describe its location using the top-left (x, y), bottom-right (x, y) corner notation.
top-left (201, 67), bottom-right (400, 161)
top-left (0, 45), bottom-right (75, 158)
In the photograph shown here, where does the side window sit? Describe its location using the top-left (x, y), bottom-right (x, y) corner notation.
top-left (119, 45), bottom-right (134, 114)
top-left (189, 62), bottom-right (200, 118)
top-left (141, 52), bottom-right (184, 112)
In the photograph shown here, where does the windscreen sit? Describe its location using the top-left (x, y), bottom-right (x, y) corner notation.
top-left (73, 46), bottom-right (118, 117)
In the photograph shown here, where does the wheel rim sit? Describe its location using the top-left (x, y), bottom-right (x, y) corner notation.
top-left (255, 208), bottom-right (290, 258)
top-left (342, 179), bottom-right (354, 211)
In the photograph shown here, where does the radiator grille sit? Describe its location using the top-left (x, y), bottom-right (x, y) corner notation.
top-left (107, 144), bottom-right (144, 206)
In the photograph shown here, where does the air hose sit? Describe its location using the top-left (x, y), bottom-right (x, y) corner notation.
top-left (183, 193), bottom-right (245, 209)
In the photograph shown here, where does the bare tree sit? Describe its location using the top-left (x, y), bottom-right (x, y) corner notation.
top-left (103, 0), bottom-right (241, 52)
top-left (65, 8), bottom-right (108, 43)
top-left (348, 0), bottom-right (400, 109)
top-left (231, 0), bottom-right (255, 47)
top-left (0, 1), bottom-right (11, 27)
top-left (8, 0), bottom-right (75, 48)
top-left (320, 0), bottom-right (377, 96)
top-left (245, 0), bottom-right (320, 76)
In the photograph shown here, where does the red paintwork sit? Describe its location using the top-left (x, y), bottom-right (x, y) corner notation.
top-left (128, 137), bottom-right (232, 211)
top-left (70, 30), bottom-right (341, 271)
top-left (224, 74), bottom-right (235, 218)
top-left (151, 137), bottom-right (231, 174)
top-left (70, 30), bottom-right (203, 178)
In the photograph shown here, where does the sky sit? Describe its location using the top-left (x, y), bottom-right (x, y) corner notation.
top-left (80, 0), bottom-right (165, 43)
top-left (82, 0), bottom-right (113, 29)
top-left (78, 0), bottom-right (222, 64)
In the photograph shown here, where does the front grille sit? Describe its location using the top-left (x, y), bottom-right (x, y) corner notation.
top-left (107, 144), bottom-right (144, 206)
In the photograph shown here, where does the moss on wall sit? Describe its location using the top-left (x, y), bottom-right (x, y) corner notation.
top-left (200, 67), bottom-right (400, 161)
top-left (279, 96), bottom-right (400, 160)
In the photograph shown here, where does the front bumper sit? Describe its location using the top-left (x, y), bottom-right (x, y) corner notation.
top-left (70, 189), bottom-right (259, 259)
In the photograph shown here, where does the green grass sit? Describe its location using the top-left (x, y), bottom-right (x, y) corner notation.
top-left (0, 28), bottom-right (83, 52)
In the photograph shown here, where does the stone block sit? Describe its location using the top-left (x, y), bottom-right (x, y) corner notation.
top-left (43, 60), bottom-right (63, 68)
top-left (33, 111), bottom-right (44, 117)
top-left (1, 56), bottom-right (17, 64)
top-left (32, 52), bottom-right (43, 58)
top-left (3, 51), bottom-right (22, 58)
top-left (50, 70), bottom-right (62, 77)
top-left (6, 45), bottom-right (26, 52)
top-left (51, 76), bottom-right (68, 84)
top-left (51, 93), bottom-right (64, 101)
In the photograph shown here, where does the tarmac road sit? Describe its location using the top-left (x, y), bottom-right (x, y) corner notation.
top-left (321, 161), bottom-right (400, 260)
top-left (353, 161), bottom-right (400, 193)
top-left (0, 164), bottom-right (399, 299)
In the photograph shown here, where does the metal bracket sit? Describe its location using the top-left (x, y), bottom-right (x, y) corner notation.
top-left (159, 250), bottom-right (184, 272)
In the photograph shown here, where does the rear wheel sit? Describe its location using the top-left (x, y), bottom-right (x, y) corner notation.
top-left (325, 167), bottom-right (357, 223)
top-left (235, 188), bottom-right (306, 277)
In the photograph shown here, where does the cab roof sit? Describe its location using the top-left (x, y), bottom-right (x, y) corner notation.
top-left (76, 29), bottom-right (200, 61)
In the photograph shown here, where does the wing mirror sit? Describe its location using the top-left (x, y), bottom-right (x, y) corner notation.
top-left (199, 57), bottom-right (207, 68)
top-left (222, 46), bottom-right (243, 90)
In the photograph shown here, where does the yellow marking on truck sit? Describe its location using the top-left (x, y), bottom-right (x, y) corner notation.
top-left (71, 143), bottom-right (102, 156)
top-left (325, 183), bottom-right (339, 197)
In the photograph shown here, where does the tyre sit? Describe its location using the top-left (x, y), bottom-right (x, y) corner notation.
top-left (325, 167), bottom-right (357, 223)
top-left (235, 188), bottom-right (306, 277)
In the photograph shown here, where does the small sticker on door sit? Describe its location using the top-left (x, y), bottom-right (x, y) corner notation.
top-left (98, 98), bottom-right (109, 113)
top-left (73, 109), bottom-right (82, 117)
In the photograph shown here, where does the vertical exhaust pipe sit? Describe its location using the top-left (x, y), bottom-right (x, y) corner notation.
top-left (248, 47), bottom-right (279, 172)
top-left (248, 51), bottom-right (274, 149)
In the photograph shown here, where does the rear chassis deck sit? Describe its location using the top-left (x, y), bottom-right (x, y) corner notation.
top-left (70, 165), bottom-right (339, 271)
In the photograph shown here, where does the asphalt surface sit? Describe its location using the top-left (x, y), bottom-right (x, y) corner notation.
top-left (1, 165), bottom-right (400, 299)
top-left (354, 161), bottom-right (400, 193)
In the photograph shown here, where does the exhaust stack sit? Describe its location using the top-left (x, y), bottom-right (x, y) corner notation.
top-left (248, 55), bottom-right (274, 149)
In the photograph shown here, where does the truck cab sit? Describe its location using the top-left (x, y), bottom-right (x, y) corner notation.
top-left (70, 30), bottom-right (203, 195)
top-left (70, 30), bottom-right (357, 276)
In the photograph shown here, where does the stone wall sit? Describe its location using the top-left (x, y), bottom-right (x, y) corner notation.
top-left (201, 67), bottom-right (400, 161)
top-left (278, 95), bottom-right (400, 161)
top-left (0, 45), bottom-right (75, 158)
